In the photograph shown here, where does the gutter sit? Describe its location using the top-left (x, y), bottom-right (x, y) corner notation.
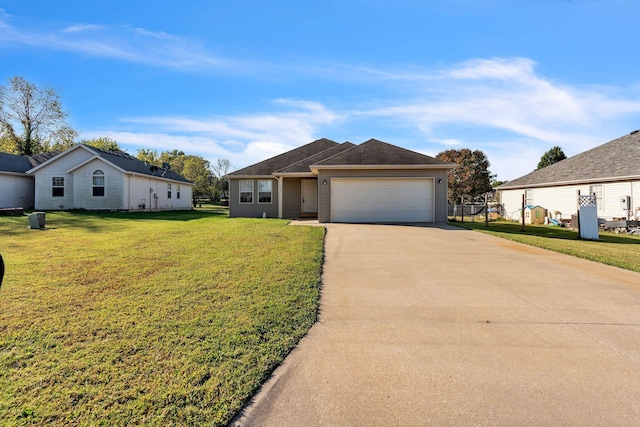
top-left (498, 174), bottom-right (640, 191)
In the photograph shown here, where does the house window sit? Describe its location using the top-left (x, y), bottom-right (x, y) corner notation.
top-left (524, 189), bottom-right (533, 206)
top-left (176, 185), bottom-right (181, 199)
top-left (52, 177), bottom-right (64, 197)
top-left (92, 170), bottom-right (105, 197)
top-left (589, 185), bottom-right (603, 210)
top-left (239, 180), bottom-right (253, 204)
top-left (258, 180), bottom-right (272, 203)
top-left (168, 184), bottom-right (172, 199)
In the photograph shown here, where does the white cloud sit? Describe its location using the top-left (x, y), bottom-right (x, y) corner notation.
top-left (60, 24), bottom-right (104, 33)
top-left (348, 58), bottom-right (640, 178)
top-left (0, 19), bottom-right (235, 71)
top-left (81, 57), bottom-right (640, 179)
top-left (83, 99), bottom-right (342, 170)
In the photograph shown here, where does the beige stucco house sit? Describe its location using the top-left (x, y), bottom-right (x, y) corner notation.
top-left (225, 138), bottom-right (455, 223)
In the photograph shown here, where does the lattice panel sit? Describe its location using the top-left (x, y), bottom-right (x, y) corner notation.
top-left (579, 195), bottom-right (597, 207)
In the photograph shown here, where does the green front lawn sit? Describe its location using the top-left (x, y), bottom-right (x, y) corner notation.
top-left (0, 211), bottom-right (324, 426)
top-left (451, 220), bottom-right (640, 272)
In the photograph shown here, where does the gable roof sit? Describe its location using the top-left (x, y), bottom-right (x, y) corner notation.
top-left (274, 142), bottom-right (356, 174)
top-left (311, 139), bottom-right (456, 169)
top-left (498, 130), bottom-right (640, 190)
top-left (0, 151), bottom-right (59, 174)
top-left (86, 146), bottom-right (192, 183)
top-left (28, 144), bottom-right (192, 184)
top-left (227, 138), bottom-right (339, 177)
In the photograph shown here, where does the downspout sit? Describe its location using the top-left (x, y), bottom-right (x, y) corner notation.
top-left (277, 176), bottom-right (283, 219)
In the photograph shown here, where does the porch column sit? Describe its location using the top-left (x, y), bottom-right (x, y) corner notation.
top-left (277, 176), bottom-right (283, 219)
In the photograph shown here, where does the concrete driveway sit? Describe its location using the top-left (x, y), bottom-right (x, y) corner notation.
top-left (234, 224), bottom-right (640, 426)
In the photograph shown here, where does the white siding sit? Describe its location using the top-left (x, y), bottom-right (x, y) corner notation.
top-left (0, 174), bottom-right (35, 208)
top-left (126, 175), bottom-right (193, 211)
top-left (72, 159), bottom-right (125, 210)
top-left (500, 180), bottom-right (640, 221)
top-left (33, 148), bottom-right (93, 210)
top-left (31, 146), bottom-right (194, 211)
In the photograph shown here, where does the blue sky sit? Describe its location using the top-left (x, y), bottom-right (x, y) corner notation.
top-left (1, 0), bottom-right (639, 180)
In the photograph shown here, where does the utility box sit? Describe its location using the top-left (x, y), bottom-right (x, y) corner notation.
top-left (620, 196), bottom-right (631, 210)
top-left (29, 214), bottom-right (41, 229)
top-left (29, 212), bottom-right (46, 229)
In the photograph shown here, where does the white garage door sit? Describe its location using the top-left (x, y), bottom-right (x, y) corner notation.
top-left (331, 178), bottom-right (434, 223)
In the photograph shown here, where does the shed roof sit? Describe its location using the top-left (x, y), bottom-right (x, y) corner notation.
top-left (498, 130), bottom-right (640, 190)
top-left (227, 138), bottom-right (339, 177)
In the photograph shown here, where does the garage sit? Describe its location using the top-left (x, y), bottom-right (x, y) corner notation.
top-left (331, 178), bottom-right (434, 223)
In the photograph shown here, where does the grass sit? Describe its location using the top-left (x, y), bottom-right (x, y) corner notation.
top-left (450, 219), bottom-right (640, 273)
top-left (0, 209), bottom-right (325, 426)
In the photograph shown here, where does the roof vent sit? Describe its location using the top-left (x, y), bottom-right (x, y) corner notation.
top-left (631, 130), bottom-right (639, 134)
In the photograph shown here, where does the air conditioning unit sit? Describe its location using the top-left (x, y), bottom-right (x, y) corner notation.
top-left (620, 195), bottom-right (631, 210)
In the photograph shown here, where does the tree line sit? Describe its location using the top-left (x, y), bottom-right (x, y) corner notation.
top-left (0, 75), bottom-right (230, 203)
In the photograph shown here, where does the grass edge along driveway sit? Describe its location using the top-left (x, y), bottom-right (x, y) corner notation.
top-left (0, 210), bottom-right (325, 426)
top-left (452, 220), bottom-right (640, 273)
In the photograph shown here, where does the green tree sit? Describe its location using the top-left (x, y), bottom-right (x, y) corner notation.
top-left (82, 136), bottom-right (122, 151)
top-left (136, 148), bottom-right (160, 165)
top-left (159, 150), bottom-right (186, 174)
top-left (536, 146), bottom-right (566, 170)
top-left (137, 148), bottom-right (214, 200)
top-left (0, 76), bottom-right (77, 155)
top-left (436, 148), bottom-right (494, 203)
top-left (181, 156), bottom-right (214, 199)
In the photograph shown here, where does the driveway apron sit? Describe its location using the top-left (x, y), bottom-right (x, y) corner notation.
top-left (234, 224), bottom-right (640, 426)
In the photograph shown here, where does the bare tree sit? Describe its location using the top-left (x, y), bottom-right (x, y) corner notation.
top-left (0, 76), bottom-right (77, 155)
top-left (211, 158), bottom-right (232, 200)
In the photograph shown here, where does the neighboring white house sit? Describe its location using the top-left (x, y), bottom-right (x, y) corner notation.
top-left (0, 152), bottom-right (58, 209)
top-left (498, 130), bottom-right (640, 222)
top-left (27, 144), bottom-right (194, 211)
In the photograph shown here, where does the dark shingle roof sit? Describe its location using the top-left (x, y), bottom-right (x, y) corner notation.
top-left (0, 151), bottom-right (59, 173)
top-left (88, 146), bottom-right (192, 183)
top-left (227, 138), bottom-right (339, 176)
top-left (0, 152), bottom-right (34, 173)
top-left (275, 142), bottom-right (355, 173)
top-left (498, 131), bottom-right (640, 189)
top-left (27, 151), bottom-right (61, 168)
top-left (313, 139), bottom-right (454, 167)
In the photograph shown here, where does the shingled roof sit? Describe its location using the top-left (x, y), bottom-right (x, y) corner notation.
top-left (275, 142), bottom-right (355, 174)
top-left (312, 139), bottom-right (455, 168)
top-left (87, 146), bottom-right (192, 183)
top-left (498, 130), bottom-right (640, 190)
top-left (0, 151), bottom-right (59, 174)
top-left (227, 138), bottom-right (339, 176)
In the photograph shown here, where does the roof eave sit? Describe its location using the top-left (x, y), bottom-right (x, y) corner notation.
top-left (224, 174), bottom-right (275, 179)
top-left (310, 163), bottom-right (457, 174)
top-left (498, 174), bottom-right (640, 190)
top-left (272, 172), bottom-right (316, 177)
top-left (0, 171), bottom-right (32, 177)
top-left (126, 171), bottom-right (194, 185)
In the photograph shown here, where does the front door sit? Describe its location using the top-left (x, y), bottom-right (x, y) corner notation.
top-left (301, 179), bottom-right (318, 214)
